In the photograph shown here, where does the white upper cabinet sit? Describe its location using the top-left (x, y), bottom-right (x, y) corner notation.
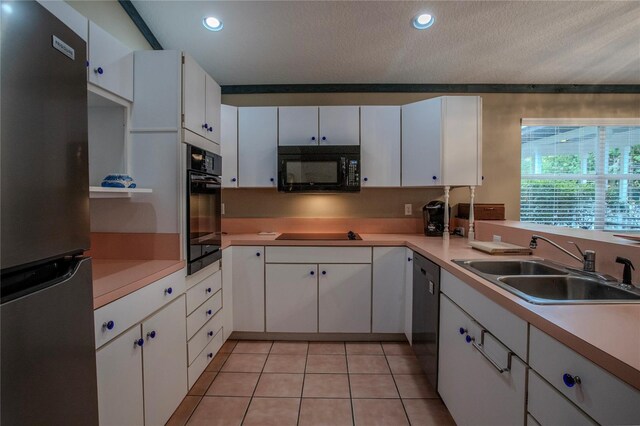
top-left (220, 105), bottom-right (238, 188)
top-left (278, 106), bottom-right (359, 146)
top-left (402, 96), bottom-right (482, 187)
top-left (182, 54), bottom-right (221, 144)
top-left (279, 107), bottom-right (319, 146)
top-left (360, 106), bottom-right (401, 187)
top-left (319, 106), bottom-right (360, 145)
top-left (238, 107), bottom-right (278, 188)
top-left (88, 21), bottom-right (133, 101)
top-left (205, 74), bottom-right (222, 143)
top-left (182, 55), bottom-right (206, 137)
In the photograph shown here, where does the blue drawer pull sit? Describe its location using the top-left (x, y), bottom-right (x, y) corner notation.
top-left (206, 309), bottom-right (212, 315)
top-left (147, 331), bottom-right (156, 339)
top-left (465, 335), bottom-right (472, 343)
top-left (208, 331), bottom-right (214, 337)
top-left (135, 338), bottom-right (144, 347)
top-left (208, 352), bottom-right (213, 358)
top-left (103, 320), bottom-right (115, 331)
top-left (563, 373), bottom-right (581, 388)
top-left (94, 67), bottom-right (103, 75)
top-left (206, 287), bottom-right (212, 293)
top-left (459, 327), bottom-right (466, 335)
top-left (165, 287), bottom-right (173, 295)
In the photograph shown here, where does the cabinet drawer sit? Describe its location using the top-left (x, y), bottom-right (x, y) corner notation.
top-left (438, 294), bottom-right (526, 425)
top-left (186, 270), bottom-right (221, 315)
top-left (266, 246), bottom-right (371, 264)
top-left (530, 326), bottom-right (640, 425)
top-left (187, 290), bottom-right (222, 339)
top-left (188, 309), bottom-right (224, 365)
top-left (188, 329), bottom-right (223, 389)
top-left (440, 269), bottom-right (527, 359)
top-left (528, 370), bottom-right (596, 426)
top-left (94, 269), bottom-right (186, 349)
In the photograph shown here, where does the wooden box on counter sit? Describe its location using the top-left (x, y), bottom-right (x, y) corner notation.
top-left (457, 203), bottom-right (505, 220)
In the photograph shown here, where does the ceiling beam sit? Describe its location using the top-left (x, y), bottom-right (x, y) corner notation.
top-left (221, 84), bottom-right (640, 95)
top-left (118, 0), bottom-right (163, 50)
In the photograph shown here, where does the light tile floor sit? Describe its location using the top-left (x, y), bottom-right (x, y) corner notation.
top-left (167, 340), bottom-right (455, 426)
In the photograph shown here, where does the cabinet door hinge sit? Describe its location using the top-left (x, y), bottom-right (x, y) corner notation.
top-left (181, 54), bottom-right (185, 64)
top-left (181, 113), bottom-right (185, 125)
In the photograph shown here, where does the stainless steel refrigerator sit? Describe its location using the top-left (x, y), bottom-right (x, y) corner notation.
top-left (1, 1), bottom-right (98, 424)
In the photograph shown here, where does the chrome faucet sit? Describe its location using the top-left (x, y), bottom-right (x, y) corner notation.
top-left (529, 235), bottom-right (596, 272)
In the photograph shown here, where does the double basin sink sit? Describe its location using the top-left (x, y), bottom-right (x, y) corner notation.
top-left (454, 259), bottom-right (640, 304)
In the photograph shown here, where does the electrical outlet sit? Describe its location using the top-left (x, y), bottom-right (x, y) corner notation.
top-left (493, 234), bottom-right (502, 242)
top-left (404, 204), bottom-right (412, 215)
top-left (221, 203), bottom-right (225, 215)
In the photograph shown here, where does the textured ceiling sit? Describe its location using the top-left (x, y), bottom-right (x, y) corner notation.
top-left (132, 1), bottom-right (640, 85)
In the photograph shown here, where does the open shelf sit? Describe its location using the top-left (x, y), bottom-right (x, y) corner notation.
top-left (89, 186), bottom-right (153, 199)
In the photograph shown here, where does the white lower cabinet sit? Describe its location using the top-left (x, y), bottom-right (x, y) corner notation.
top-left (528, 370), bottom-right (596, 425)
top-left (266, 264), bottom-right (318, 332)
top-left (232, 246), bottom-right (265, 332)
top-left (318, 263), bottom-right (372, 333)
top-left (372, 247), bottom-right (405, 333)
top-left (96, 296), bottom-right (187, 426)
top-left (142, 297), bottom-right (188, 426)
top-left (438, 294), bottom-right (526, 426)
top-left (529, 326), bottom-right (640, 425)
top-left (96, 326), bottom-right (144, 426)
top-left (404, 249), bottom-right (414, 343)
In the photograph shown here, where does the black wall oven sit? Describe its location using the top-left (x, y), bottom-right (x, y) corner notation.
top-left (278, 145), bottom-right (360, 193)
top-left (186, 145), bottom-right (222, 275)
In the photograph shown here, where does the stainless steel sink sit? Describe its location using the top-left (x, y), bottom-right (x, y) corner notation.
top-left (462, 260), bottom-right (567, 276)
top-left (454, 258), bottom-right (640, 304)
top-left (498, 275), bottom-right (640, 303)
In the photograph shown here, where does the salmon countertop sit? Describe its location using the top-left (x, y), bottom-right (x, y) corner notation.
top-left (223, 233), bottom-right (640, 390)
top-left (92, 259), bottom-right (185, 309)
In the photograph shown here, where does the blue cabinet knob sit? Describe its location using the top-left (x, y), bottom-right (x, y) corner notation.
top-left (208, 331), bottom-right (214, 337)
top-left (208, 126), bottom-right (213, 132)
top-left (103, 320), bottom-right (115, 331)
top-left (310, 271), bottom-right (315, 275)
top-left (322, 271), bottom-right (327, 275)
top-left (482, 176), bottom-right (485, 180)
top-left (363, 177), bottom-right (368, 182)
top-left (231, 177), bottom-right (237, 182)
top-left (164, 287), bottom-right (173, 295)
top-left (465, 335), bottom-right (472, 343)
top-left (206, 287), bottom-right (212, 293)
top-left (408, 257), bottom-right (412, 262)
top-left (458, 327), bottom-right (466, 335)
top-left (311, 136), bottom-right (316, 141)
top-left (135, 338), bottom-right (144, 347)
top-left (147, 330), bottom-right (156, 339)
top-left (270, 178), bottom-right (275, 182)
top-left (432, 175), bottom-right (437, 180)
top-left (321, 136), bottom-right (327, 141)
top-left (208, 352), bottom-right (214, 359)
top-left (256, 252), bottom-right (261, 257)
top-left (563, 373), bottom-right (581, 388)
top-left (206, 309), bottom-right (212, 315)
top-left (94, 67), bottom-right (103, 75)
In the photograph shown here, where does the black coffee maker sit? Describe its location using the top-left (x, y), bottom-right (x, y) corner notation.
top-left (423, 201), bottom-right (449, 236)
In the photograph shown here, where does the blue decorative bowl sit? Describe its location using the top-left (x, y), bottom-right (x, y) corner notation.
top-left (101, 174), bottom-right (137, 188)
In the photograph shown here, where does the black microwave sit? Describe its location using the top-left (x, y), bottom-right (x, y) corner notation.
top-left (278, 145), bottom-right (360, 193)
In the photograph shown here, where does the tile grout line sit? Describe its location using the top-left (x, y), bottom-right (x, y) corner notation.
top-left (183, 340), bottom-right (236, 426)
top-left (384, 348), bottom-right (413, 425)
top-left (345, 342), bottom-right (357, 426)
top-left (296, 342), bottom-right (310, 426)
top-left (239, 340), bottom-right (273, 425)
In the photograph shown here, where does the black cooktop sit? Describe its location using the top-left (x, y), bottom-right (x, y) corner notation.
top-left (276, 232), bottom-right (362, 241)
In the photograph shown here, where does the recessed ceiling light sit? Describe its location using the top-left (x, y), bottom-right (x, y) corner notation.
top-left (412, 13), bottom-right (435, 30)
top-left (203, 16), bottom-right (223, 32)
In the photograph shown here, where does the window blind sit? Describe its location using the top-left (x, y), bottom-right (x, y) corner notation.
top-left (520, 122), bottom-right (640, 231)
